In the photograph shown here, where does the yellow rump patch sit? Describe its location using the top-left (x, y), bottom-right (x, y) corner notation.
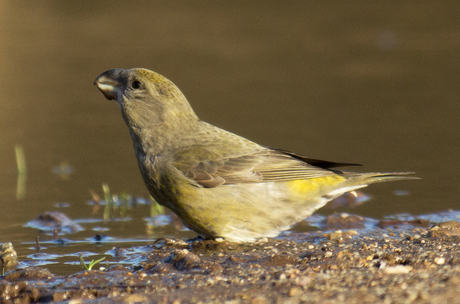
top-left (287, 176), bottom-right (345, 195)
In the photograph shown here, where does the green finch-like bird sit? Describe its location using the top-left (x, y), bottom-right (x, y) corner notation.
top-left (94, 68), bottom-right (416, 242)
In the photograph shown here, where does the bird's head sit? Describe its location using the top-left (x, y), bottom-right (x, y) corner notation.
top-left (94, 68), bottom-right (198, 146)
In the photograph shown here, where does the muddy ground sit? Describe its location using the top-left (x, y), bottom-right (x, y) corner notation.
top-left (1, 220), bottom-right (460, 304)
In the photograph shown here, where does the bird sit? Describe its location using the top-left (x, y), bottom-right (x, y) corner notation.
top-left (94, 68), bottom-right (417, 242)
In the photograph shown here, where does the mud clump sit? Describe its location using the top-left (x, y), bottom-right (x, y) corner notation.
top-left (428, 220), bottom-right (460, 237)
top-left (0, 243), bottom-right (18, 272)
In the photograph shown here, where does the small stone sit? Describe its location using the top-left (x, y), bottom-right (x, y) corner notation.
top-left (289, 287), bottom-right (302, 297)
top-left (439, 221), bottom-right (460, 228)
top-left (166, 249), bottom-right (201, 271)
top-left (324, 251), bottom-right (333, 258)
top-left (296, 276), bottom-right (312, 286)
top-left (326, 213), bottom-right (364, 230)
top-left (328, 232), bottom-right (342, 240)
top-left (251, 295), bottom-right (268, 304)
top-left (419, 291), bottom-right (431, 301)
top-left (384, 265), bottom-right (413, 274)
top-left (429, 221), bottom-right (460, 237)
top-left (448, 276), bottom-right (460, 285)
top-left (434, 257), bottom-right (445, 265)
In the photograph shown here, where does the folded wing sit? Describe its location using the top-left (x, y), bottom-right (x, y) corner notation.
top-left (173, 147), bottom-right (359, 188)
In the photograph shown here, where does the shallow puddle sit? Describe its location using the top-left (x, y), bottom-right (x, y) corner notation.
top-left (9, 204), bottom-right (459, 276)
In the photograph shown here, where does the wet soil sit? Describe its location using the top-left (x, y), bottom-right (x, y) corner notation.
top-left (1, 221), bottom-right (460, 303)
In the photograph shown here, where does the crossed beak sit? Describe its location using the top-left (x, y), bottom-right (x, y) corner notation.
top-left (94, 68), bottom-right (125, 101)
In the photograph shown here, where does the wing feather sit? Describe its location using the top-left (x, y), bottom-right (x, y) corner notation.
top-left (173, 146), bottom-right (357, 188)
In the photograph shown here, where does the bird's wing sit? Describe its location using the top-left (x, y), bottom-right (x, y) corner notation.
top-left (173, 147), bottom-right (359, 188)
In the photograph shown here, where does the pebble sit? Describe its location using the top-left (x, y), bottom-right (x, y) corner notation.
top-left (251, 295), bottom-right (267, 304)
top-left (384, 265), bottom-right (413, 274)
top-left (434, 257), bottom-right (446, 265)
top-left (289, 287), bottom-right (302, 297)
top-left (328, 231), bottom-right (343, 240)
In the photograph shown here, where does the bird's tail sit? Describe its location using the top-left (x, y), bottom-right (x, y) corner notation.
top-left (346, 171), bottom-right (419, 185)
top-left (323, 172), bottom-right (418, 200)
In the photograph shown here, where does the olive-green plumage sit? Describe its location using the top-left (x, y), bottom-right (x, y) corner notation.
top-left (94, 68), bottom-right (416, 242)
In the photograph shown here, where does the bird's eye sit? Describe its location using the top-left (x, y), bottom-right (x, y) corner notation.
top-left (132, 80), bottom-right (141, 89)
